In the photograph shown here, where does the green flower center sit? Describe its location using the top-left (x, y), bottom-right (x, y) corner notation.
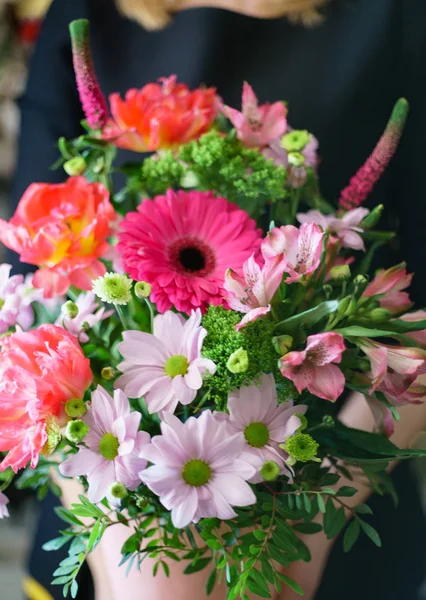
top-left (99, 433), bottom-right (119, 461)
top-left (244, 422), bottom-right (270, 448)
top-left (182, 459), bottom-right (212, 487)
top-left (0, 298), bottom-right (4, 310)
top-left (165, 355), bottom-right (189, 378)
top-left (281, 130), bottom-right (310, 152)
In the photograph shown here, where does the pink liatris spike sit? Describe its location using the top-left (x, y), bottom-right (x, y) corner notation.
top-left (69, 19), bottom-right (108, 130)
top-left (339, 98), bottom-right (409, 210)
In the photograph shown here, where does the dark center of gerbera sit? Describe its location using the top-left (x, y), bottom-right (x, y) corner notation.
top-left (168, 237), bottom-right (216, 277)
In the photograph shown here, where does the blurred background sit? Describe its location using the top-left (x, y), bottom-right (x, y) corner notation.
top-left (0, 4), bottom-right (53, 598)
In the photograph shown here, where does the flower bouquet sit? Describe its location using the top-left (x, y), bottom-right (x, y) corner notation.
top-left (1, 18), bottom-right (426, 600)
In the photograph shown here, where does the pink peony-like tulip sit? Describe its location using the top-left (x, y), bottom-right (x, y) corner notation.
top-left (279, 332), bottom-right (346, 402)
top-left (103, 75), bottom-right (217, 152)
top-left (224, 254), bottom-right (286, 330)
top-left (262, 223), bottom-right (324, 284)
top-left (0, 177), bottom-right (116, 298)
top-left (297, 207), bottom-right (369, 251)
top-left (60, 386), bottom-right (150, 505)
top-left (363, 263), bottom-right (413, 314)
top-left (0, 325), bottom-right (92, 472)
top-left (139, 410), bottom-right (256, 528)
top-left (220, 82), bottom-right (287, 148)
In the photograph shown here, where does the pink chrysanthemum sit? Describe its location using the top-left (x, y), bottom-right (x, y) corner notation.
top-left (139, 410), bottom-right (256, 528)
top-left (219, 374), bottom-right (307, 482)
top-left (118, 190), bottom-right (262, 314)
top-left (60, 386), bottom-right (150, 505)
top-left (56, 291), bottom-right (113, 343)
top-left (115, 310), bottom-right (216, 414)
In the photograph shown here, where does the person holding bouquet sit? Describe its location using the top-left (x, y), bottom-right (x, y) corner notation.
top-left (7, 1), bottom-right (426, 600)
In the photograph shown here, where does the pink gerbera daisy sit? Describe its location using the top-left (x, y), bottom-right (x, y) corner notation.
top-left (139, 410), bottom-right (256, 528)
top-left (117, 190), bottom-right (262, 314)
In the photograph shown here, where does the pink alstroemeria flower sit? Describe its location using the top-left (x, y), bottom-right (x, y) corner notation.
top-left (279, 332), bottom-right (346, 402)
top-left (224, 254), bottom-right (286, 330)
top-left (262, 223), bottom-right (324, 284)
top-left (220, 82), bottom-right (287, 148)
top-left (399, 310), bottom-right (426, 348)
top-left (363, 264), bottom-right (413, 314)
top-left (359, 339), bottom-right (426, 395)
top-left (297, 207), bottom-right (369, 251)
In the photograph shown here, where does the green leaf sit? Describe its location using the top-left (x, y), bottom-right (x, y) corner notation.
top-left (52, 576), bottom-right (73, 585)
top-left (276, 572), bottom-right (304, 596)
top-left (206, 569), bottom-right (217, 595)
top-left (54, 507), bottom-right (84, 527)
top-left (323, 500), bottom-right (346, 540)
top-left (359, 520), bottom-right (382, 547)
top-left (260, 555), bottom-right (275, 585)
top-left (302, 494), bottom-right (312, 512)
top-left (42, 537), bottom-right (70, 552)
top-left (253, 529), bottom-right (267, 541)
top-left (121, 532), bottom-right (141, 554)
top-left (206, 538), bottom-right (222, 551)
top-left (333, 326), bottom-right (399, 338)
top-left (247, 575), bottom-right (271, 598)
top-left (184, 557), bottom-right (212, 575)
top-left (336, 486), bottom-right (358, 497)
top-left (70, 580), bottom-right (79, 599)
top-left (276, 300), bottom-right (339, 334)
top-left (355, 504), bottom-right (373, 516)
top-left (384, 318), bottom-right (426, 333)
top-left (87, 519), bottom-right (102, 553)
top-left (317, 495), bottom-right (326, 513)
top-left (343, 519), bottom-right (360, 552)
top-left (293, 522), bottom-right (322, 535)
top-left (161, 561), bottom-right (170, 577)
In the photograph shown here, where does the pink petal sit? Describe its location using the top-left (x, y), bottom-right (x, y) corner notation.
top-left (307, 364), bottom-right (345, 402)
top-left (171, 487), bottom-right (198, 528)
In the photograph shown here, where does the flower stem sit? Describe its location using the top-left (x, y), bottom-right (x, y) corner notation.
top-left (116, 305), bottom-right (128, 330)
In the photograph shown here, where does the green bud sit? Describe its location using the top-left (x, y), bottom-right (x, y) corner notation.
top-left (65, 398), bottom-right (87, 418)
top-left (260, 461), bottom-right (281, 482)
top-left (369, 308), bottom-right (391, 322)
top-left (280, 433), bottom-right (320, 463)
top-left (353, 275), bottom-right (369, 297)
top-left (62, 300), bottom-right (79, 319)
top-left (226, 348), bottom-right (249, 374)
top-left (286, 456), bottom-right (297, 467)
top-left (280, 130), bottom-right (311, 152)
top-left (66, 420), bottom-right (89, 443)
top-left (180, 170), bottom-right (199, 188)
top-left (135, 495), bottom-right (149, 509)
top-left (288, 151), bottom-right (305, 167)
top-left (272, 335), bottom-right (293, 356)
top-left (109, 482), bottom-right (128, 500)
top-left (322, 284), bottom-right (333, 299)
top-left (337, 296), bottom-right (352, 318)
top-left (101, 367), bottom-right (116, 381)
top-left (322, 415), bottom-right (335, 428)
top-left (63, 156), bottom-right (87, 176)
top-left (361, 204), bottom-right (383, 229)
top-left (329, 264), bottom-right (351, 282)
top-left (134, 281), bottom-right (152, 299)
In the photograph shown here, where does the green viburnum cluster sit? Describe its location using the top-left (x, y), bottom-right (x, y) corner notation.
top-left (140, 131), bottom-right (288, 219)
top-left (201, 306), bottom-right (294, 407)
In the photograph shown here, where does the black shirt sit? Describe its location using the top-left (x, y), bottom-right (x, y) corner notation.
top-left (18, 1), bottom-right (426, 598)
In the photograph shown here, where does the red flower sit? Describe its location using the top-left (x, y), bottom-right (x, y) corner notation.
top-left (103, 75), bottom-right (217, 152)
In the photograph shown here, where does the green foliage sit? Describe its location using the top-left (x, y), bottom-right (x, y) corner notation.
top-left (201, 306), bottom-right (282, 407)
top-left (140, 150), bottom-right (185, 195)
